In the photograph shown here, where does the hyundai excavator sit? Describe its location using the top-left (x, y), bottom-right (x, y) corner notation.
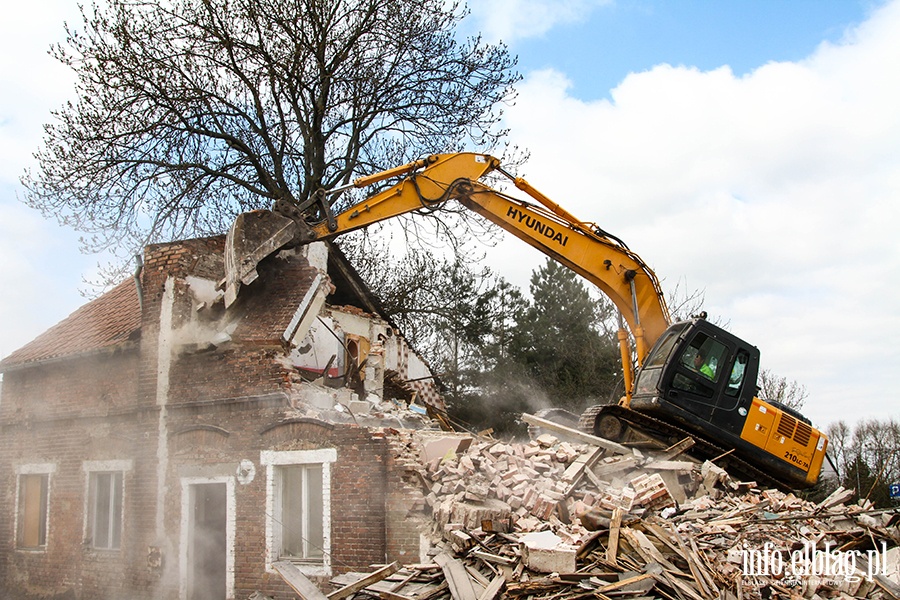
top-left (225, 152), bottom-right (828, 490)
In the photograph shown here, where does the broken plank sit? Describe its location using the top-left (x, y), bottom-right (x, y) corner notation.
top-left (653, 570), bottom-right (708, 600)
top-left (328, 562), bottom-right (400, 600)
top-left (620, 529), bottom-right (682, 575)
top-left (465, 565), bottom-right (491, 588)
top-left (594, 572), bottom-right (656, 593)
top-left (470, 550), bottom-right (518, 567)
top-left (273, 561), bottom-right (330, 600)
top-left (688, 535), bottom-right (719, 597)
top-left (660, 437), bottom-right (695, 460)
top-left (607, 507), bottom-right (623, 566)
top-left (417, 581), bottom-right (450, 600)
top-left (379, 592), bottom-right (416, 600)
top-left (387, 569), bottom-right (421, 594)
top-left (521, 413), bottom-right (631, 455)
top-left (435, 552), bottom-right (479, 600)
top-left (477, 575), bottom-right (506, 600)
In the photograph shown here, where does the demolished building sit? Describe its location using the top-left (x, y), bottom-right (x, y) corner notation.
top-left (3, 234), bottom-right (898, 600)
top-left (0, 236), bottom-right (448, 599)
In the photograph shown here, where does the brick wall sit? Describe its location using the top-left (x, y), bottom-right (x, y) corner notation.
top-left (0, 350), bottom-right (148, 599)
top-left (0, 236), bottom-right (436, 600)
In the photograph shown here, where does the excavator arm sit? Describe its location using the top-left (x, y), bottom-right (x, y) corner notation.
top-left (227, 152), bottom-right (671, 399)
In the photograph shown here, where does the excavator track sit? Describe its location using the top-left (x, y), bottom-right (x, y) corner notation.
top-left (578, 404), bottom-right (791, 491)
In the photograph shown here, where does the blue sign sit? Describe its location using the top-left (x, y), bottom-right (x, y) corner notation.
top-left (890, 483), bottom-right (900, 499)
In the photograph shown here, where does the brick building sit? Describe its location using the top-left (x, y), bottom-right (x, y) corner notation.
top-left (0, 236), bottom-right (442, 600)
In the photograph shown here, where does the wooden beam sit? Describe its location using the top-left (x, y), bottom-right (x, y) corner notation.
top-left (328, 562), bottom-right (401, 600)
top-left (478, 575), bottom-right (506, 600)
top-left (595, 572), bottom-right (655, 593)
top-left (521, 413), bottom-right (631, 455)
top-left (606, 507), bottom-right (623, 566)
top-left (435, 552), bottom-right (479, 600)
top-left (661, 437), bottom-right (695, 460)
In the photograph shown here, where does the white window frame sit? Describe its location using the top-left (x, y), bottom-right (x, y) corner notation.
top-left (261, 449), bottom-right (336, 577)
top-left (15, 463), bottom-right (56, 551)
top-left (82, 460), bottom-right (132, 551)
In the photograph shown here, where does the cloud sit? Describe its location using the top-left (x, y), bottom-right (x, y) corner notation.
top-left (467, 0), bottom-right (612, 43)
top-left (491, 0), bottom-right (900, 426)
top-left (0, 0), bottom-right (78, 182)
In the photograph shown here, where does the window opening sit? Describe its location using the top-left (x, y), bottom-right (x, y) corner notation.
top-left (678, 333), bottom-right (727, 382)
top-left (88, 472), bottom-right (123, 550)
top-left (277, 464), bottom-right (324, 561)
top-left (17, 474), bottom-right (49, 549)
top-left (262, 448), bottom-right (335, 576)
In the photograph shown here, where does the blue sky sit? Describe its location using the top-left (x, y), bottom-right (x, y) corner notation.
top-left (1, 0), bottom-right (898, 428)
top-left (510, 1), bottom-right (869, 99)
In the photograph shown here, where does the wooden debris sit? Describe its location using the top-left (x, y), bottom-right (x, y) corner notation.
top-left (274, 561), bottom-right (329, 600)
top-left (607, 506), bottom-right (624, 565)
top-left (660, 436), bottom-right (696, 459)
top-left (435, 552), bottom-right (479, 600)
top-left (328, 427), bottom-right (900, 600)
top-left (328, 562), bottom-right (401, 600)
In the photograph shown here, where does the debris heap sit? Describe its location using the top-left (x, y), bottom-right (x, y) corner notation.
top-left (278, 415), bottom-right (900, 600)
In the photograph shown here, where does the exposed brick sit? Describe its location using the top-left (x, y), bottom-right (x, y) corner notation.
top-left (0, 237), bottom-right (435, 599)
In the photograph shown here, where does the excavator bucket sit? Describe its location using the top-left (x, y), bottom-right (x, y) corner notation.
top-left (223, 209), bottom-right (300, 307)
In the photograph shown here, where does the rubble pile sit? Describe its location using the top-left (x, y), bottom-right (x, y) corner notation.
top-left (281, 416), bottom-right (900, 600)
top-left (405, 428), bottom-right (900, 599)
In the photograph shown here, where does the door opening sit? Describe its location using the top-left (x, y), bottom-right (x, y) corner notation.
top-left (188, 482), bottom-right (227, 600)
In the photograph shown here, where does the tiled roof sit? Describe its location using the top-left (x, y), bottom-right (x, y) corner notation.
top-left (0, 280), bottom-right (141, 371)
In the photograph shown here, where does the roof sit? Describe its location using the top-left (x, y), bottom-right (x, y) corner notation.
top-left (0, 279), bottom-right (141, 372)
top-left (0, 238), bottom-right (410, 372)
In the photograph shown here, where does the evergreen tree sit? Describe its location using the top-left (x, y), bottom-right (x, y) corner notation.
top-left (507, 258), bottom-right (621, 413)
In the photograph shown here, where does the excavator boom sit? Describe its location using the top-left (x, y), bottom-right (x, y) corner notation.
top-left (301, 153), bottom-right (670, 365)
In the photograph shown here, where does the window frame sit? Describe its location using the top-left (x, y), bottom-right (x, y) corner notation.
top-left (15, 463), bottom-right (55, 551)
top-left (83, 460), bottom-right (132, 551)
top-left (261, 449), bottom-right (336, 576)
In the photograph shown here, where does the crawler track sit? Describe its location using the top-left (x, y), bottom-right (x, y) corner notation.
top-left (578, 404), bottom-right (791, 491)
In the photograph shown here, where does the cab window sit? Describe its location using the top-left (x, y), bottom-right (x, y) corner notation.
top-left (644, 327), bottom-right (683, 368)
top-left (725, 350), bottom-right (749, 397)
top-left (678, 333), bottom-right (727, 382)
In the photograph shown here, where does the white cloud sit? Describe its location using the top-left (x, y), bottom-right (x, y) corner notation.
top-left (490, 0), bottom-right (900, 427)
top-left (467, 0), bottom-right (612, 43)
top-left (0, 0), bottom-right (79, 182)
top-left (0, 0), bottom-right (87, 361)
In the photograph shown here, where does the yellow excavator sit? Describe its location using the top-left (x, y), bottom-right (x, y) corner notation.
top-left (226, 152), bottom-right (828, 490)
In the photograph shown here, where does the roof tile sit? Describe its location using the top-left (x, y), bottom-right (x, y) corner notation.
top-left (0, 280), bottom-right (141, 370)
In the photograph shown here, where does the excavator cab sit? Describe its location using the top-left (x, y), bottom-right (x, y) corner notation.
top-left (631, 317), bottom-right (760, 435)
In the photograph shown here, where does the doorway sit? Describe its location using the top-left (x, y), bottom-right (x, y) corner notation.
top-left (187, 482), bottom-right (227, 600)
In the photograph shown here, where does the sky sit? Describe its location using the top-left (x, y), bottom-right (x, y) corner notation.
top-left (1, 0), bottom-right (898, 429)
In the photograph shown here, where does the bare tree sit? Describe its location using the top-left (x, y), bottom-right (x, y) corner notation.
top-left (22, 0), bottom-right (519, 264)
top-left (826, 418), bottom-right (900, 506)
top-left (756, 368), bottom-right (808, 412)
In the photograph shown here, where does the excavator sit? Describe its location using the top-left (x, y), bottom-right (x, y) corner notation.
top-left (225, 152), bottom-right (828, 490)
